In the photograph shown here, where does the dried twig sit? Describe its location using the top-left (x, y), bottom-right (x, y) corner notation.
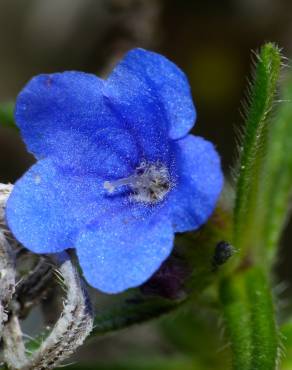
top-left (3, 315), bottom-right (28, 369)
top-left (0, 184), bottom-right (16, 335)
top-left (0, 184), bottom-right (27, 369)
top-left (0, 232), bottom-right (15, 336)
top-left (25, 254), bottom-right (93, 370)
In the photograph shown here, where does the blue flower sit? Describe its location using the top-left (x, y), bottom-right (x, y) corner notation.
top-left (6, 48), bottom-right (223, 294)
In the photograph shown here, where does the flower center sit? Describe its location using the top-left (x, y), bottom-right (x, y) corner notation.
top-left (104, 161), bottom-right (171, 203)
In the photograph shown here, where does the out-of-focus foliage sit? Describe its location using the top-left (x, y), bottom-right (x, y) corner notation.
top-left (0, 102), bottom-right (15, 129)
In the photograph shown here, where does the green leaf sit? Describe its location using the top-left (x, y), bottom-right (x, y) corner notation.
top-left (24, 291), bottom-right (183, 351)
top-left (259, 74), bottom-right (292, 260)
top-left (233, 43), bottom-right (282, 254)
top-left (0, 102), bottom-right (16, 129)
top-left (91, 295), bottom-right (181, 337)
top-left (220, 266), bottom-right (279, 370)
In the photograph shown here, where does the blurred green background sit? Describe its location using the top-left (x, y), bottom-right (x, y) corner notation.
top-left (1, 0), bottom-right (292, 367)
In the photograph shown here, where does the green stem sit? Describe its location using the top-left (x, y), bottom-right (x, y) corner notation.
top-left (220, 274), bottom-right (252, 369)
top-left (246, 267), bottom-right (279, 370)
top-left (220, 266), bottom-right (279, 370)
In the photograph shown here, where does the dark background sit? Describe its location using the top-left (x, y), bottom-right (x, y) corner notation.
top-left (1, 0), bottom-right (292, 179)
top-left (1, 0), bottom-right (292, 359)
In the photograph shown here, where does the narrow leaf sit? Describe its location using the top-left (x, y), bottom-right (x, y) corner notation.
top-left (91, 296), bottom-right (180, 337)
top-left (260, 74), bottom-right (292, 260)
top-left (234, 43), bottom-right (282, 252)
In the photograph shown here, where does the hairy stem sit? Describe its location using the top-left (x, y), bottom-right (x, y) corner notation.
top-left (220, 266), bottom-right (279, 370)
top-left (3, 315), bottom-right (28, 369)
top-left (24, 254), bottom-right (94, 370)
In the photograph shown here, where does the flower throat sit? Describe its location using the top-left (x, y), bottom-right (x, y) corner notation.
top-left (104, 161), bottom-right (171, 204)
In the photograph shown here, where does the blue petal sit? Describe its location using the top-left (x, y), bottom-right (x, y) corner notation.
top-left (106, 48), bottom-right (196, 141)
top-left (54, 125), bottom-right (140, 177)
top-left (76, 212), bottom-right (174, 294)
top-left (15, 70), bottom-right (171, 169)
top-left (170, 135), bottom-right (223, 232)
top-left (15, 71), bottom-right (123, 164)
top-left (6, 158), bottom-right (134, 254)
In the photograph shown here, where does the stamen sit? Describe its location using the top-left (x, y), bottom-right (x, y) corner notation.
top-left (104, 161), bottom-right (171, 204)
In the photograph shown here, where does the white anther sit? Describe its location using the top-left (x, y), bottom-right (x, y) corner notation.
top-left (104, 161), bottom-right (171, 204)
